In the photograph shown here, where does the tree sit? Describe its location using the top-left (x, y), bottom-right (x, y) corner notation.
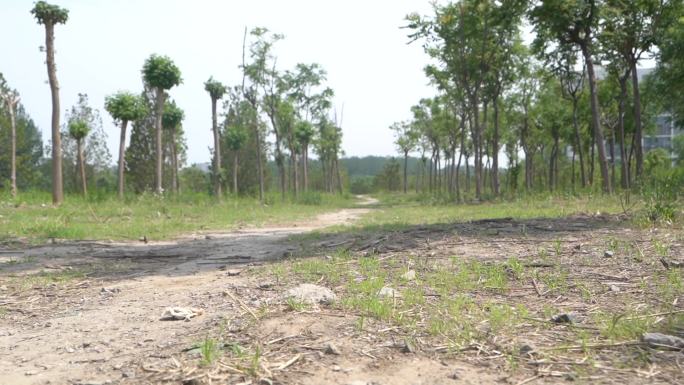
top-left (602, 0), bottom-right (682, 180)
top-left (0, 77), bottom-right (20, 197)
top-left (31, 1), bottom-right (69, 204)
top-left (125, 89), bottom-right (156, 193)
top-left (141, 54), bottom-right (182, 194)
top-left (105, 91), bottom-right (147, 198)
top-left (162, 100), bottom-right (184, 194)
top-left (204, 77), bottom-right (227, 197)
top-left (62, 94), bottom-right (111, 194)
top-left (391, 121), bottom-right (418, 193)
top-left (67, 119), bottom-right (90, 196)
top-left (225, 124), bottom-right (248, 195)
top-left (530, 0), bottom-right (612, 193)
top-left (295, 121), bottom-right (315, 192)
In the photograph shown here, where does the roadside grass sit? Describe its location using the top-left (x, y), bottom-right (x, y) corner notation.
top-left (0, 190), bottom-right (355, 242)
top-left (359, 193), bottom-right (626, 228)
top-left (294, 194), bottom-right (629, 242)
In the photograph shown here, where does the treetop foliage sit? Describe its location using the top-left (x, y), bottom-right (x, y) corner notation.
top-left (204, 77), bottom-right (227, 101)
top-left (142, 54), bottom-right (182, 91)
top-left (105, 91), bottom-right (147, 123)
top-left (67, 119), bottom-right (89, 140)
top-left (162, 100), bottom-right (184, 131)
top-left (30, 1), bottom-right (69, 25)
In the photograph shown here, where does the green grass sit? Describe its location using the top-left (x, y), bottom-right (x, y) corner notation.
top-left (357, 193), bottom-right (626, 228)
top-left (0, 190), bottom-right (355, 242)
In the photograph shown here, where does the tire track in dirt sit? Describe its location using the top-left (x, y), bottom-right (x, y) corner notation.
top-left (0, 197), bottom-right (377, 385)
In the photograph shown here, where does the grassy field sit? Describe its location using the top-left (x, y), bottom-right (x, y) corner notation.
top-left (0, 191), bottom-right (355, 242)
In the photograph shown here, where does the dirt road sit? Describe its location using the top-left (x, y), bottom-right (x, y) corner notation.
top-left (0, 198), bottom-right (376, 385)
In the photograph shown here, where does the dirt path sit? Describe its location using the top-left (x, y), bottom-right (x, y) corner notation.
top-left (0, 197), bottom-right (377, 385)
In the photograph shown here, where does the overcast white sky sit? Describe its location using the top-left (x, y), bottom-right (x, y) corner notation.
top-left (1, 0), bottom-right (437, 165)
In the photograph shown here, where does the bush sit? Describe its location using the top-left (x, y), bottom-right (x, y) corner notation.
top-left (640, 149), bottom-right (683, 223)
top-left (297, 191), bottom-right (323, 205)
top-left (350, 176), bottom-right (375, 194)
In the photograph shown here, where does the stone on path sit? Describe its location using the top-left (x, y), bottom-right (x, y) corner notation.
top-left (285, 284), bottom-right (337, 305)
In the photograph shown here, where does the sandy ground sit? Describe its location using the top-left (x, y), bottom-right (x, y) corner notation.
top-left (0, 198), bottom-right (376, 385)
top-left (0, 197), bottom-right (682, 385)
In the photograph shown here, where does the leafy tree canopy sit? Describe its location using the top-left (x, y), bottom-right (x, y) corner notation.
top-left (142, 54), bottom-right (182, 90)
top-left (204, 77), bottom-right (227, 100)
top-left (162, 100), bottom-right (184, 131)
top-left (30, 1), bottom-right (68, 25)
top-left (105, 91), bottom-right (147, 123)
top-left (68, 119), bottom-right (90, 140)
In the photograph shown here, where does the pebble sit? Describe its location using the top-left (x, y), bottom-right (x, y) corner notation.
top-left (604, 250), bottom-right (614, 258)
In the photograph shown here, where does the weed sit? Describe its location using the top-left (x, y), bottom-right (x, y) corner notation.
top-left (285, 297), bottom-right (309, 312)
top-left (199, 337), bottom-right (220, 366)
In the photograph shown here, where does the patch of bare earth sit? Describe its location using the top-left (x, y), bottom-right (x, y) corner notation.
top-left (1, 205), bottom-right (683, 385)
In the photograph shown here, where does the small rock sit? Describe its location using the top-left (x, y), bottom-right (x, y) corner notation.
top-left (325, 342), bottom-right (341, 355)
top-left (332, 365), bottom-right (342, 372)
top-left (285, 284), bottom-right (336, 304)
top-left (225, 269), bottom-right (241, 276)
top-left (258, 282), bottom-right (274, 289)
top-left (259, 378), bottom-right (273, 385)
top-left (642, 332), bottom-right (684, 350)
top-left (401, 270), bottom-right (416, 280)
top-left (448, 370), bottom-right (460, 380)
top-left (573, 244), bottom-right (582, 251)
top-left (550, 313), bottom-right (577, 324)
top-left (609, 284), bottom-right (621, 292)
top-left (603, 250), bottom-right (614, 258)
top-left (121, 369), bottom-right (135, 378)
top-left (401, 339), bottom-right (416, 353)
top-left (378, 286), bottom-right (400, 298)
top-left (519, 343), bottom-right (535, 355)
top-left (24, 370), bottom-right (38, 376)
top-left (660, 258), bottom-right (684, 269)
top-left (159, 307), bottom-right (203, 321)
top-left (65, 347), bottom-right (75, 353)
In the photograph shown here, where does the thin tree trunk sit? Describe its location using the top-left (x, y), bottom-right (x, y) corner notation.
top-left (492, 96), bottom-right (500, 196)
top-left (303, 146), bottom-right (309, 192)
top-left (335, 157), bottom-right (343, 194)
top-left (572, 99), bottom-right (587, 187)
top-left (154, 90), bottom-right (165, 194)
top-left (171, 131), bottom-right (178, 194)
top-left (582, 44), bottom-right (612, 193)
top-left (45, 22), bottom-right (63, 204)
top-left (618, 75), bottom-right (629, 189)
top-left (6, 98), bottom-right (18, 197)
top-left (117, 120), bottom-right (128, 199)
top-left (254, 121), bottom-right (265, 203)
top-left (403, 150), bottom-right (408, 193)
top-left (630, 60), bottom-right (643, 179)
top-left (609, 125), bottom-right (615, 189)
top-left (77, 139), bottom-right (87, 197)
top-left (233, 152), bottom-right (239, 195)
top-left (292, 149), bottom-right (299, 198)
top-left (211, 98), bottom-right (222, 197)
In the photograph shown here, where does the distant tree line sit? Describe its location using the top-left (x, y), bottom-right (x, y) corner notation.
top-left (392, 0), bottom-right (684, 200)
top-left (0, 2), bottom-right (346, 204)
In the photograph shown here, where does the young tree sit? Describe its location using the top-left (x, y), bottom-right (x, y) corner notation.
top-left (390, 121), bottom-right (418, 193)
top-left (31, 1), bottom-right (69, 204)
top-left (295, 121), bottom-right (315, 192)
top-left (162, 100), bottom-right (184, 194)
top-left (105, 91), bottom-right (147, 198)
top-left (0, 78), bottom-right (20, 197)
top-left (531, 0), bottom-right (612, 193)
top-left (602, 0), bottom-right (682, 179)
top-left (67, 119), bottom-right (90, 196)
top-left (62, 94), bottom-right (111, 194)
top-left (225, 124), bottom-right (248, 195)
top-left (141, 54), bottom-right (182, 194)
top-left (204, 77), bottom-right (227, 197)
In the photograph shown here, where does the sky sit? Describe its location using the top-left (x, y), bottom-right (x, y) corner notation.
top-left (1, 0), bottom-right (437, 165)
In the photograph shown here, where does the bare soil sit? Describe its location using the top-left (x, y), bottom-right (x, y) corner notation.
top-left (1, 198), bottom-right (682, 385)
